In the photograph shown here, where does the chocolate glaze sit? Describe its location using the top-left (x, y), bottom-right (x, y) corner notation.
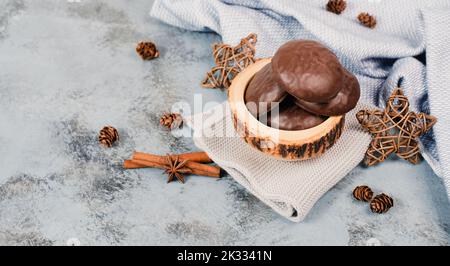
top-left (267, 97), bottom-right (327, 131)
top-left (272, 40), bottom-right (345, 103)
top-left (245, 63), bottom-right (288, 116)
top-left (243, 39), bottom-right (360, 129)
top-left (294, 70), bottom-right (360, 116)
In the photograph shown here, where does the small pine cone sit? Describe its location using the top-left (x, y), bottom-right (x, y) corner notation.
top-left (358, 12), bottom-right (377, 29)
top-left (352, 185), bottom-right (373, 202)
top-left (136, 41), bottom-right (159, 60)
top-left (370, 193), bottom-right (394, 214)
top-left (99, 126), bottom-right (119, 147)
top-left (160, 113), bottom-right (183, 130)
top-left (326, 0), bottom-right (347, 15)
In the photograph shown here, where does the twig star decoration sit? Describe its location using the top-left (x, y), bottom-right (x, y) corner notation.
top-left (202, 33), bottom-right (257, 89)
top-left (356, 88), bottom-right (437, 166)
top-left (164, 155), bottom-right (191, 184)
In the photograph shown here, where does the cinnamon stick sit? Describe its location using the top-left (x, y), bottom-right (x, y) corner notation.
top-left (124, 159), bottom-right (221, 178)
top-left (133, 151), bottom-right (213, 163)
top-left (123, 160), bottom-right (156, 169)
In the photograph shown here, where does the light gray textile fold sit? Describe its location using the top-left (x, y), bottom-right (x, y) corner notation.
top-left (186, 103), bottom-right (371, 221)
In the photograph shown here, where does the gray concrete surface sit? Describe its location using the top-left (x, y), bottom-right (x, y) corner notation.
top-left (0, 0), bottom-right (449, 246)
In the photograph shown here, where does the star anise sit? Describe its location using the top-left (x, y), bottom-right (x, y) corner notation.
top-left (163, 155), bottom-right (192, 184)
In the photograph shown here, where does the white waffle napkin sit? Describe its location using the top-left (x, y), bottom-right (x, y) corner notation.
top-left (186, 102), bottom-right (372, 221)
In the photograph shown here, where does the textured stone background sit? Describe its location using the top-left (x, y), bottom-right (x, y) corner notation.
top-left (0, 0), bottom-right (449, 246)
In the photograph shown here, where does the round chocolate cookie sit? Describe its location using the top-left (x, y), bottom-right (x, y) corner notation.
top-left (245, 63), bottom-right (288, 117)
top-left (267, 97), bottom-right (327, 131)
top-left (272, 40), bottom-right (345, 103)
top-left (294, 71), bottom-right (360, 116)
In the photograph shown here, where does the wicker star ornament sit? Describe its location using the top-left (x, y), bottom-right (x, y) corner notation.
top-left (202, 33), bottom-right (257, 89)
top-left (356, 88), bottom-right (436, 166)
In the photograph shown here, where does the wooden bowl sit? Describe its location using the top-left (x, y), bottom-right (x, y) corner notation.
top-left (228, 58), bottom-right (345, 160)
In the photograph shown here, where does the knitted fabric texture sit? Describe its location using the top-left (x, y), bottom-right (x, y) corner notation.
top-left (186, 103), bottom-right (371, 221)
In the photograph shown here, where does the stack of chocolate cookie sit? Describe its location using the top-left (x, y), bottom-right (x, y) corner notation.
top-left (245, 40), bottom-right (360, 130)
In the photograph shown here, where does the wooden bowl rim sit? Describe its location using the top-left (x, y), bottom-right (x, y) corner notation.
top-left (228, 58), bottom-right (343, 144)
